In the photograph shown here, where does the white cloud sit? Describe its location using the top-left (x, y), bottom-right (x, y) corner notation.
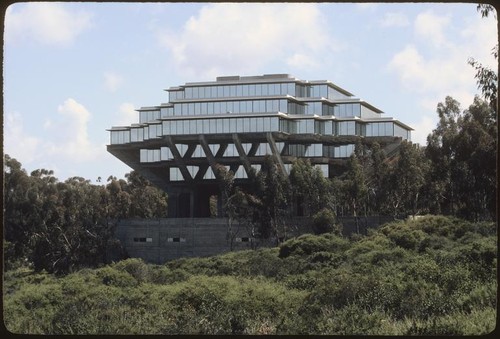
top-left (6, 99), bottom-right (106, 176)
top-left (414, 10), bottom-right (451, 48)
top-left (158, 3), bottom-right (335, 78)
top-left (388, 9), bottom-right (497, 112)
top-left (286, 53), bottom-right (319, 69)
top-left (5, 2), bottom-right (92, 45)
top-left (408, 115), bottom-right (438, 146)
top-left (117, 103), bottom-right (138, 126)
top-left (104, 72), bottom-right (124, 92)
top-left (356, 3), bottom-right (378, 11)
top-left (379, 12), bottom-right (410, 27)
top-left (48, 98), bottom-right (102, 161)
top-left (4, 112), bottom-right (41, 166)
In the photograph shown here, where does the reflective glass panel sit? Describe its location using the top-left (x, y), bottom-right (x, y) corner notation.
top-left (255, 84), bottom-right (262, 96)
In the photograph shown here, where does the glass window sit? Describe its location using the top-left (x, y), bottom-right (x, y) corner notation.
top-left (255, 84), bottom-right (262, 96)
top-left (353, 104), bottom-right (361, 116)
top-left (230, 85), bottom-right (236, 97)
top-left (193, 87), bottom-right (199, 99)
top-left (242, 85), bottom-right (249, 96)
top-left (270, 117), bottom-right (279, 131)
top-left (385, 122), bottom-right (393, 135)
top-left (279, 99), bottom-right (287, 112)
top-left (199, 102), bottom-right (207, 115)
top-left (217, 86), bottom-right (223, 97)
top-left (230, 118), bottom-right (236, 132)
top-left (239, 101), bottom-right (246, 113)
top-left (214, 102), bottom-right (221, 113)
top-left (216, 119), bottom-right (223, 133)
top-left (249, 84), bottom-right (256, 96)
top-left (250, 117), bottom-right (257, 131)
top-left (261, 84), bottom-right (268, 96)
top-left (237, 85), bottom-right (242, 97)
top-left (207, 102), bottom-right (214, 114)
top-left (209, 119), bottom-right (216, 133)
top-left (185, 87), bottom-right (193, 98)
top-left (188, 120), bottom-right (196, 134)
top-left (220, 101), bottom-right (227, 113)
top-left (272, 100), bottom-right (279, 112)
top-left (256, 117), bottom-right (264, 131)
top-left (173, 104), bottom-right (180, 116)
top-left (243, 118), bottom-right (250, 132)
top-left (223, 85), bottom-right (230, 97)
top-left (111, 131), bottom-right (118, 144)
top-left (223, 118), bottom-right (229, 133)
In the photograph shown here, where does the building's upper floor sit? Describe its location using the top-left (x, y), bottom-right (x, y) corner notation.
top-left (137, 74), bottom-right (384, 123)
top-left (108, 74), bottom-right (413, 145)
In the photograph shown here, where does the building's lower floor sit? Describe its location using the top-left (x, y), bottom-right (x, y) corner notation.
top-left (114, 216), bottom-right (394, 264)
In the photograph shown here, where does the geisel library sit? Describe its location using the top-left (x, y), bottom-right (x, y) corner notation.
top-left (108, 74), bottom-right (412, 263)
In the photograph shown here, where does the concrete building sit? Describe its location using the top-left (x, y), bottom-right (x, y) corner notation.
top-left (107, 74), bottom-right (412, 262)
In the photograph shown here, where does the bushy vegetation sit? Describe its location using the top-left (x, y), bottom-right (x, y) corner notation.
top-left (4, 216), bottom-right (496, 335)
top-left (3, 156), bottom-right (168, 274)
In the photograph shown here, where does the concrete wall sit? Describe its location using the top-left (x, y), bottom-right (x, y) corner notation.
top-left (114, 216), bottom-right (393, 264)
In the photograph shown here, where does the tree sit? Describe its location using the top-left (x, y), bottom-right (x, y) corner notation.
top-left (425, 96), bottom-right (462, 215)
top-left (468, 4), bottom-right (498, 109)
top-left (367, 142), bottom-right (390, 215)
top-left (289, 158), bottom-right (333, 217)
top-left (311, 208), bottom-right (340, 235)
top-left (3, 155), bottom-right (169, 274)
top-left (256, 156), bottom-right (291, 242)
top-left (387, 141), bottom-right (427, 218)
top-left (342, 152), bottom-right (369, 232)
top-left (423, 95), bottom-right (496, 221)
top-left (125, 171), bottom-right (168, 218)
top-left (453, 97), bottom-right (496, 220)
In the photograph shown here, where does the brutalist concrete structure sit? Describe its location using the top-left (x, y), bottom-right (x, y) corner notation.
top-left (107, 74), bottom-right (412, 261)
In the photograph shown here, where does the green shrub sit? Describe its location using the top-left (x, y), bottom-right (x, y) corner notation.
top-left (311, 208), bottom-right (339, 235)
top-left (112, 258), bottom-right (151, 283)
top-left (3, 216), bottom-right (496, 335)
top-left (279, 233), bottom-right (349, 258)
top-left (96, 266), bottom-right (138, 287)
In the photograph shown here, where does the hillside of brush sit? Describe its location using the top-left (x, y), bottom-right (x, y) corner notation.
top-left (3, 215), bottom-right (497, 335)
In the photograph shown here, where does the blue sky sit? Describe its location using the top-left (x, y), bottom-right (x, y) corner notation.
top-left (4, 2), bottom-right (497, 182)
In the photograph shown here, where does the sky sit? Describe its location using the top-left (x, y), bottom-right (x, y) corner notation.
top-left (3, 2), bottom-right (498, 182)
